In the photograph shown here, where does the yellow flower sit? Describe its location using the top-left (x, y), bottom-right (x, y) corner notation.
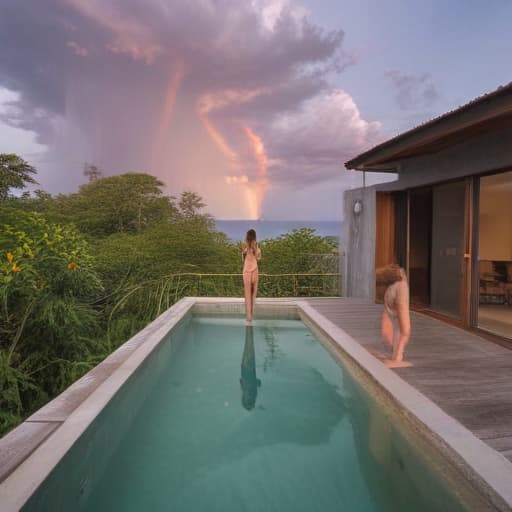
top-left (12, 264), bottom-right (21, 273)
top-left (6, 252), bottom-right (14, 262)
top-left (68, 262), bottom-right (78, 271)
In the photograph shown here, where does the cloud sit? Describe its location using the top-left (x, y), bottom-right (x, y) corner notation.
top-left (66, 41), bottom-right (89, 57)
top-left (385, 70), bottom-right (440, 111)
top-left (0, 0), bottom-right (379, 218)
top-left (0, 88), bottom-right (48, 159)
top-left (266, 90), bottom-right (382, 185)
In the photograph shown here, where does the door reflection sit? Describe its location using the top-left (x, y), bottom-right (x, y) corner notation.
top-left (240, 325), bottom-right (261, 410)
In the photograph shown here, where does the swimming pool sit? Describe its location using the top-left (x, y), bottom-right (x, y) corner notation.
top-left (1, 299), bottom-right (511, 511)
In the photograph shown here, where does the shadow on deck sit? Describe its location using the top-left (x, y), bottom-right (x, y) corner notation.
top-left (305, 297), bottom-right (512, 463)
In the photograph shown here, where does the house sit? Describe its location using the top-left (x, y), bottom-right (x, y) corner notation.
top-left (343, 82), bottom-right (512, 343)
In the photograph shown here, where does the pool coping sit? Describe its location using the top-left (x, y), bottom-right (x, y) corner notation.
top-left (0, 297), bottom-right (511, 511)
top-left (296, 300), bottom-right (512, 512)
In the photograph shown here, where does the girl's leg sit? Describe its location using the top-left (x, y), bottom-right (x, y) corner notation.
top-left (251, 270), bottom-right (259, 318)
top-left (243, 272), bottom-right (253, 321)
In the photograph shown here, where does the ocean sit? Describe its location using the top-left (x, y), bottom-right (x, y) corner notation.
top-left (215, 219), bottom-right (343, 243)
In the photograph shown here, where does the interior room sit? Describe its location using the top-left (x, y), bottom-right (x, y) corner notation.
top-left (478, 170), bottom-right (512, 339)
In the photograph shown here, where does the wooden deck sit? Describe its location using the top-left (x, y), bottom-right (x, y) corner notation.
top-left (305, 298), bottom-right (512, 463)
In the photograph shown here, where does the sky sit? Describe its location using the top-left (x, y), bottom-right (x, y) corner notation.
top-left (0, 0), bottom-right (511, 220)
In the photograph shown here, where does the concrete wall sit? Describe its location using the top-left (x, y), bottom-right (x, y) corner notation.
top-left (343, 186), bottom-right (377, 298)
top-left (343, 126), bottom-right (512, 299)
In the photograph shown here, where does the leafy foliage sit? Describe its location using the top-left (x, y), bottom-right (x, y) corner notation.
top-left (259, 228), bottom-right (339, 296)
top-left (0, 157), bottom-right (339, 437)
top-left (0, 154), bottom-right (37, 200)
top-left (53, 173), bottom-right (179, 237)
top-left (0, 211), bottom-right (103, 433)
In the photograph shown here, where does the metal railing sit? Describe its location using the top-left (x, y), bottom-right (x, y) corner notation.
top-left (161, 272), bottom-right (341, 298)
top-left (109, 272), bottom-right (342, 327)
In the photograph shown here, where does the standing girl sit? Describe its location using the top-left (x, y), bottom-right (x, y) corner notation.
top-left (242, 229), bottom-right (261, 323)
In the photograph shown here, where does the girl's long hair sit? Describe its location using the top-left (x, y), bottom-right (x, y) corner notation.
top-left (245, 229), bottom-right (257, 253)
top-left (245, 229), bottom-right (257, 248)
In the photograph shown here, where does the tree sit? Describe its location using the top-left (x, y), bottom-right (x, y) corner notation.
top-left (0, 154), bottom-right (37, 200)
top-left (83, 163), bottom-right (102, 183)
top-left (258, 228), bottom-right (338, 296)
top-left (0, 211), bottom-right (103, 434)
top-left (59, 173), bottom-right (179, 236)
top-left (177, 190), bottom-right (215, 231)
top-left (178, 191), bottom-right (206, 218)
top-left (90, 217), bottom-right (240, 346)
top-left (262, 228), bottom-right (336, 273)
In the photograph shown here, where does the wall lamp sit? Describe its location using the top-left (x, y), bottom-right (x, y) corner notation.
top-left (353, 199), bottom-right (363, 215)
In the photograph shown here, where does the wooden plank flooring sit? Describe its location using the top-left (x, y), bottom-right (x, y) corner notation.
top-left (305, 298), bottom-right (512, 462)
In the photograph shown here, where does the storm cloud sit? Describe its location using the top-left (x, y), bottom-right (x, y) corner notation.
top-left (0, 0), bottom-right (382, 218)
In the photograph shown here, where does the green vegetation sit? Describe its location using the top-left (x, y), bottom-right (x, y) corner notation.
top-left (0, 154), bottom-right (339, 436)
top-left (0, 154), bottom-right (37, 200)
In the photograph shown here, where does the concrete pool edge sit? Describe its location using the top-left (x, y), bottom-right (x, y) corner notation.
top-left (0, 297), bottom-right (196, 510)
top-left (296, 300), bottom-right (512, 512)
top-left (0, 297), bottom-right (511, 511)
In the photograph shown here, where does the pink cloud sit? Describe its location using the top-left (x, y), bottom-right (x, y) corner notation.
top-left (0, 0), bottom-right (381, 218)
top-left (66, 40), bottom-right (89, 56)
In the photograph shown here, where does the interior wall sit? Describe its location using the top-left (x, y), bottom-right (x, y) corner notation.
top-left (478, 171), bottom-right (512, 340)
top-left (479, 187), bottom-right (512, 261)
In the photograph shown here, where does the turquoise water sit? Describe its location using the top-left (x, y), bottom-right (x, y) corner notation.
top-left (24, 317), bottom-right (468, 512)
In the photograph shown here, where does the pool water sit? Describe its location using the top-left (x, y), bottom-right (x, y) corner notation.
top-left (23, 316), bottom-right (468, 511)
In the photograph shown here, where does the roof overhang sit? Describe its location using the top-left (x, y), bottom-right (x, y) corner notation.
top-left (345, 83), bottom-right (512, 172)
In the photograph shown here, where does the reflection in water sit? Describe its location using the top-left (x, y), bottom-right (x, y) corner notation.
top-left (262, 326), bottom-right (283, 372)
top-left (240, 325), bottom-right (261, 410)
top-left (343, 374), bottom-right (470, 512)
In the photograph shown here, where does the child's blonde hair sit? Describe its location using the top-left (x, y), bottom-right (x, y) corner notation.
top-left (376, 264), bottom-right (405, 287)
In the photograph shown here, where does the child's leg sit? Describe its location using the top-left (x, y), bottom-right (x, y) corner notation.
top-left (381, 310), bottom-right (394, 348)
top-left (385, 302), bottom-right (412, 367)
top-left (392, 302), bottom-right (411, 362)
top-left (392, 333), bottom-right (409, 362)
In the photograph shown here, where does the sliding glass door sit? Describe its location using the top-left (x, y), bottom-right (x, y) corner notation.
top-left (429, 181), bottom-right (467, 319)
top-left (409, 188), bottom-right (432, 307)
